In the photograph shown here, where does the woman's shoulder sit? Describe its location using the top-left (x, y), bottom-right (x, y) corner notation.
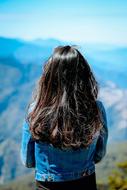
top-left (96, 99), bottom-right (106, 112)
top-left (96, 99), bottom-right (108, 128)
top-left (96, 99), bottom-right (103, 105)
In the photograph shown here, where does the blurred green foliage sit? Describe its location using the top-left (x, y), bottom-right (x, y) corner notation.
top-left (108, 160), bottom-right (127, 190)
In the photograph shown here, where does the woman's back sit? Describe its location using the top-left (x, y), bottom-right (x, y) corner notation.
top-left (35, 135), bottom-right (97, 182)
top-left (20, 45), bottom-right (108, 190)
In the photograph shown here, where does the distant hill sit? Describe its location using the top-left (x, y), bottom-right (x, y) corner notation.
top-left (0, 36), bottom-right (127, 184)
top-left (0, 36), bottom-right (66, 64)
top-left (0, 37), bottom-right (25, 57)
top-left (32, 38), bottom-right (66, 47)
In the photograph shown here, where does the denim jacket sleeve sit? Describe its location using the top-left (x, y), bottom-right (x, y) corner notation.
top-left (94, 100), bottom-right (108, 164)
top-left (20, 103), bottom-right (35, 168)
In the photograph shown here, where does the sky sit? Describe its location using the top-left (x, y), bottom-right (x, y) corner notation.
top-left (0, 0), bottom-right (127, 45)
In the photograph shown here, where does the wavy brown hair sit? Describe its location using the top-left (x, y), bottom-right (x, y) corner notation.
top-left (26, 45), bottom-right (103, 150)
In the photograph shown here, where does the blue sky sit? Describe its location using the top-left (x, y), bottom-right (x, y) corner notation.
top-left (0, 0), bottom-right (127, 45)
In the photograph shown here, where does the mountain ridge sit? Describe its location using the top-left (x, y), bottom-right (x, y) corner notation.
top-left (0, 36), bottom-right (127, 183)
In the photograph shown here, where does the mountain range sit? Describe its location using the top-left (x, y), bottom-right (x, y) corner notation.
top-left (0, 36), bottom-right (127, 184)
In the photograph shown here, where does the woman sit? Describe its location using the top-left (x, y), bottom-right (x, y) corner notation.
top-left (20, 45), bottom-right (108, 190)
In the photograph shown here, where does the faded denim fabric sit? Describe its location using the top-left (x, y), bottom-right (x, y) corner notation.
top-left (20, 100), bottom-right (108, 182)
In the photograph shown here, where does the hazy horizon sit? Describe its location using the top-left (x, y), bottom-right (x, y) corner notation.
top-left (1, 35), bottom-right (127, 49)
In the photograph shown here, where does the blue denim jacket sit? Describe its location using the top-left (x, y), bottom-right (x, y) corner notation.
top-left (20, 100), bottom-right (108, 182)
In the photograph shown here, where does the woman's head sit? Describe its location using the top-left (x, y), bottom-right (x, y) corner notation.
top-left (27, 45), bottom-right (103, 150)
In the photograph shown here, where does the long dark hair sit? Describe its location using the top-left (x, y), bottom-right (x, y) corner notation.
top-left (26, 45), bottom-right (103, 150)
